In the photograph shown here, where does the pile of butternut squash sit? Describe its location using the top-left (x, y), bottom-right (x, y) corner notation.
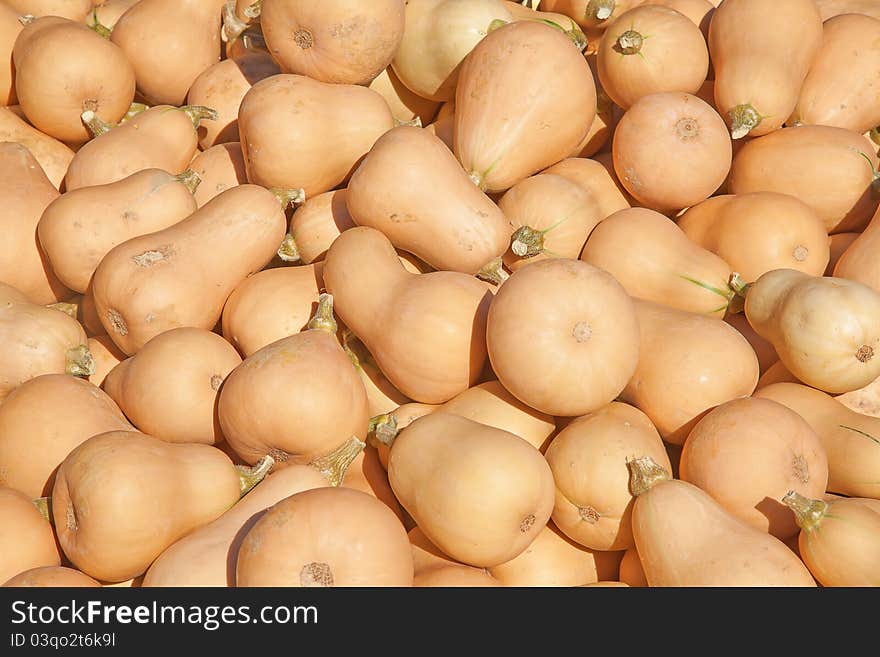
top-left (1, 0), bottom-right (880, 589)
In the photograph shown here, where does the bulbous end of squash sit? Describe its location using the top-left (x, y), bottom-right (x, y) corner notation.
top-left (309, 436), bottom-right (367, 487)
top-left (476, 256), bottom-right (510, 285)
top-left (174, 169), bottom-right (202, 195)
top-left (80, 110), bottom-right (114, 138)
top-left (729, 104), bottom-right (762, 140)
top-left (237, 454), bottom-right (275, 497)
top-left (614, 30), bottom-right (643, 56)
top-left (307, 293), bottom-right (338, 334)
top-left (626, 455), bottom-right (671, 497)
top-left (367, 413), bottom-right (399, 449)
top-left (66, 344), bottom-right (96, 379)
top-left (782, 490), bottom-right (828, 532)
top-left (276, 233), bottom-right (301, 263)
top-left (32, 497), bottom-right (52, 523)
top-left (586, 0), bottom-right (615, 22)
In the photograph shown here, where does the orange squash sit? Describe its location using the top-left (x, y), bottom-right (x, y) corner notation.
top-left (0, 487), bottom-right (60, 585)
top-left (87, 334), bottom-right (125, 388)
top-left (0, 106), bottom-right (74, 189)
top-left (85, 0), bottom-right (140, 31)
top-left (644, 0), bottom-right (714, 35)
top-left (409, 527), bottom-right (501, 587)
top-left (0, 4), bottom-right (21, 105)
top-left (827, 233), bottom-right (859, 277)
top-left (4, 0), bottom-right (92, 19)
top-left (542, 157), bottom-right (632, 221)
top-left (618, 547), bottom-right (648, 587)
top-left (724, 311), bottom-right (777, 374)
top-left (367, 67), bottom-right (441, 126)
top-left (285, 189), bottom-right (355, 264)
top-left (816, 0), bottom-right (880, 20)
top-left (3, 566), bottom-right (100, 587)
top-left (188, 142), bottom-right (248, 208)
top-left (833, 206), bottom-right (880, 292)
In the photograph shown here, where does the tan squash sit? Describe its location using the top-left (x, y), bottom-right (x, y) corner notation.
top-left (221, 263), bottom-right (323, 357)
top-left (454, 20), bottom-right (596, 193)
top-left (143, 464), bottom-right (330, 587)
top-left (0, 142), bottom-right (70, 304)
top-left (618, 547), bottom-right (647, 587)
top-left (679, 397), bottom-right (828, 539)
top-left (238, 74), bottom-right (394, 198)
top-left (388, 412), bottom-right (555, 567)
top-left (110, 0), bottom-right (223, 106)
top-left (724, 311), bottom-right (777, 374)
top-left (218, 294), bottom-right (369, 482)
top-left (487, 257), bottom-right (639, 416)
top-left (340, 446), bottom-right (406, 524)
top-left (677, 192), bottom-right (831, 282)
top-left (499, 173), bottom-right (602, 272)
top-left (261, 0), bottom-right (404, 85)
top-left (367, 67), bottom-right (440, 126)
top-left (791, 14), bottom-right (880, 134)
top-left (613, 91), bottom-right (731, 212)
top-left (236, 486), bottom-right (413, 587)
top-left (644, 0), bottom-right (714, 35)
top-left (0, 290), bottom-right (95, 403)
top-left (91, 184), bottom-right (287, 354)
top-left (0, 106), bottom-right (74, 188)
top-left (741, 268), bottom-right (880, 393)
top-left (0, 373), bottom-right (131, 498)
top-left (728, 124), bottom-right (880, 234)
top-left (628, 456), bottom-right (816, 586)
top-left (425, 99), bottom-right (454, 150)
top-left (755, 382), bottom-right (880, 499)
top-left (285, 189), bottom-right (355, 264)
top-left (816, 0), bottom-right (880, 20)
top-left (784, 491), bottom-right (880, 586)
top-left (409, 527), bottom-right (501, 587)
top-left (186, 52), bottom-right (279, 150)
top-left (620, 299), bottom-right (760, 444)
top-left (833, 206), bottom-right (880, 292)
top-left (542, 157), bottom-right (631, 221)
top-left (342, 333), bottom-right (411, 418)
top-left (369, 402), bottom-right (440, 470)
top-left (13, 17), bottom-right (135, 144)
top-left (39, 168), bottom-right (199, 294)
top-left (53, 429), bottom-right (271, 582)
top-left (0, 487), bottom-right (60, 585)
top-left (346, 126), bottom-right (511, 277)
top-left (581, 207), bottom-right (735, 316)
top-left (322, 226), bottom-right (493, 404)
top-left (709, 0), bottom-right (822, 139)
top-left (827, 233), bottom-right (859, 276)
top-left (755, 360), bottom-right (800, 390)
top-left (391, 0), bottom-right (514, 102)
top-left (87, 334), bottom-right (125, 387)
top-left (65, 103), bottom-right (214, 191)
top-left (4, 0), bottom-right (92, 19)
top-left (569, 54), bottom-right (618, 158)
top-left (545, 401), bottom-right (671, 551)
top-left (3, 566), bottom-right (100, 587)
top-left (103, 328), bottom-right (242, 445)
top-left (0, 4), bottom-right (21, 105)
top-left (598, 4), bottom-right (708, 110)
top-left (540, 0), bottom-right (646, 30)
top-left (188, 142), bottom-right (247, 208)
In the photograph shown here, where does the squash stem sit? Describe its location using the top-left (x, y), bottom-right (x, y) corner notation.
top-left (626, 455), bottom-right (671, 497)
top-left (488, 18), bottom-right (509, 33)
top-left (782, 490), bottom-right (827, 532)
top-left (367, 413), bottom-right (399, 449)
top-left (729, 104), bottom-right (761, 140)
top-left (309, 436), bottom-right (366, 486)
top-left (237, 454), bottom-right (274, 497)
top-left (510, 225), bottom-right (546, 258)
top-left (870, 127), bottom-right (880, 147)
top-left (17, 14), bottom-right (35, 25)
top-left (180, 105), bottom-right (219, 129)
top-left (586, 0), bottom-right (615, 21)
top-left (86, 10), bottom-right (112, 39)
top-left (47, 301), bottom-right (79, 319)
top-left (66, 345), bottom-right (96, 378)
top-left (476, 256), bottom-right (510, 285)
top-left (32, 497), bottom-right (51, 523)
top-left (307, 293), bottom-right (338, 334)
top-left (394, 116), bottom-right (422, 128)
top-left (272, 188), bottom-right (306, 210)
top-left (80, 110), bottom-right (114, 137)
top-left (243, 0), bottom-right (262, 19)
top-left (614, 30), bottom-right (643, 55)
top-left (276, 233), bottom-right (301, 262)
top-left (174, 169), bottom-right (202, 194)
top-left (729, 272), bottom-right (751, 299)
top-left (122, 102), bottom-right (149, 123)
top-left (222, 0), bottom-right (249, 42)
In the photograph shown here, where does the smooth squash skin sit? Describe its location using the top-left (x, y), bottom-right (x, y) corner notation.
top-left (409, 527), bottom-right (501, 587)
top-left (570, 54), bottom-right (617, 158)
top-left (286, 189), bottom-right (355, 265)
top-left (621, 299), bottom-right (760, 444)
top-left (827, 232), bottom-right (859, 277)
top-left (0, 4), bottom-right (21, 105)
top-left (103, 328), bottom-right (242, 446)
top-left (709, 0), bottom-right (823, 140)
top-left (218, 295), bottom-right (370, 479)
top-left (628, 456), bottom-right (816, 586)
top-left (598, 5), bottom-right (708, 110)
top-left (322, 226), bottom-right (492, 404)
top-left (541, 0), bottom-right (645, 31)
top-left (0, 106), bottom-right (73, 189)
top-left (645, 0), bottom-right (714, 34)
top-left (679, 397), bottom-right (828, 540)
top-left (612, 91), bottom-right (731, 213)
top-left (189, 142), bottom-right (248, 208)
top-left (143, 465), bottom-right (330, 587)
top-left (38, 168), bottom-right (199, 294)
top-left (261, 0), bottom-right (404, 85)
top-left (388, 412), bottom-right (555, 568)
top-left (677, 192), bottom-right (831, 282)
top-left (347, 127), bottom-right (512, 276)
top-left (791, 14), bottom-right (880, 134)
top-left (728, 125), bottom-right (880, 234)
top-left (391, 0), bottom-right (514, 102)
top-left (87, 334), bottom-right (125, 388)
top-left (0, 487), bottom-right (61, 585)
top-left (545, 402), bottom-right (671, 551)
top-left (186, 52), bottom-right (280, 150)
top-left (724, 311), bottom-right (778, 374)
top-left (742, 269), bottom-right (880, 394)
top-left (755, 382), bottom-right (880, 499)
top-left (542, 157), bottom-right (632, 221)
top-left (0, 142), bottom-right (70, 304)
top-left (4, 0), bottom-right (92, 19)
top-left (784, 492), bottom-right (880, 586)
top-left (13, 17), bottom-right (135, 144)
top-left (833, 206), bottom-right (880, 292)
top-left (110, 0), bottom-right (223, 106)
top-left (581, 207), bottom-right (735, 317)
top-left (454, 20), bottom-right (597, 193)
top-left (499, 173), bottom-right (602, 272)
top-left (816, 0), bottom-right (880, 20)
top-left (618, 547), bottom-right (648, 587)
top-left (65, 104), bottom-right (212, 191)
top-left (343, 334), bottom-right (411, 418)
top-left (367, 67), bottom-right (441, 126)
top-left (0, 374), bottom-right (131, 498)
top-left (238, 74), bottom-right (393, 198)
top-left (487, 258), bottom-right (639, 417)
top-left (91, 184), bottom-right (287, 355)
top-left (221, 263), bottom-right (323, 358)
top-left (236, 486), bottom-right (414, 587)
top-left (3, 566), bottom-right (100, 588)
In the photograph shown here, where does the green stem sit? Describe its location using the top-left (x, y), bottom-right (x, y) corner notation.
top-left (272, 188), bottom-right (306, 210)
top-left (277, 233), bottom-right (301, 262)
top-left (80, 110), bottom-right (114, 137)
top-left (174, 169), bottom-right (202, 194)
top-left (307, 293), bottom-right (338, 334)
top-left (237, 455), bottom-right (274, 496)
top-left (626, 455), bottom-right (671, 497)
top-left (86, 10), bottom-right (112, 39)
top-left (66, 345), bottom-right (96, 378)
top-left (222, 0), bottom-right (249, 42)
top-left (781, 490), bottom-right (827, 532)
top-left (123, 102), bottom-right (149, 123)
top-left (729, 104), bottom-right (762, 140)
top-left (476, 256), bottom-right (509, 285)
top-left (308, 436), bottom-right (366, 486)
top-left (47, 301), bottom-right (79, 319)
top-left (33, 497), bottom-right (51, 523)
top-left (488, 18), bottom-right (508, 33)
top-left (510, 225), bottom-right (546, 258)
top-left (856, 151), bottom-right (880, 199)
top-left (180, 105), bottom-right (219, 129)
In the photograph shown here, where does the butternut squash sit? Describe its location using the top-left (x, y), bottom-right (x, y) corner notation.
top-left (388, 412), bottom-right (555, 567)
top-left (425, 99), bottom-right (454, 150)
top-left (87, 334), bottom-right (125, 387)
top-left (454, 20), bottom-right (596, 193)
top-left (3, 566), bottom-right (100, 587)
top-left (236, 486), bottom-right (414, 587)
top-left (4, 0), bottom-right (92, 19)
top-left (238, 74), bottom-right (394, 198)
top-left (542, 157), bottom-right (631, 221)
top-left (816, 0), bottom-right (880, 21)
top-left (724, 311), bottom-right (777, 374)
top-left (618, 547), bottom-right (647, 587)
top-left (342, 333), bottom-right (411, 418)
top-left (367, 67), bottom-right (440, 126)
top-left (612, 91), bottom-right (731, 212)
top-left (285, 189), bottom-right (355, 264)
top-left (571, 54), bottom-right (617, 158)
top-left (0, 106), bottom-right (74, 189)
top-left (189, 142), bottom-right (248, 208)
top-left (409, 527), bottom-right (501, 587)
top-left (0, 4), bottom-right (21, 105)
top-left (709, 0), bottom-right (823, 139)
top-left (833, 206), bottom-right (880, 292)
top-left (341, 446), bottom-right (406, 524)
top-left (0, 487), bottom-right (60, 585)
top-left (541, 0), bottom-right (646, 30)
top-left (827, 233), bottom-right (859, 277)
top-left (90, 184), bottom-right (287, 355)
top-left (628, 455), bottom-right (816, 586)
top-left (38, 168), bottom-right (199, 294)
top-left (754, 382), bottom-right (880, 499)
top-left (645, 0), bottom-right (714, 35)
top-left (621, 299), bottom-right (760, 444)
top-left (85, 0), bottom-right (140, 31)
